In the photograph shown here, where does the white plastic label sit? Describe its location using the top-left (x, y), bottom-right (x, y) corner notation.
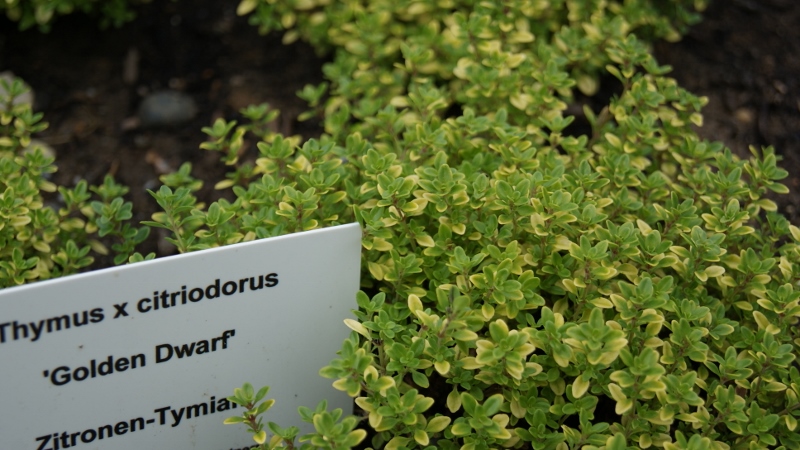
top-left (0, 223), bottom-right (362, 450)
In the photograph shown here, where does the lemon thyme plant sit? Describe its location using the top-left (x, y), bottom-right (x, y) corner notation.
top-left (224, 382), bottom-right (367, 450)
top-left (201, 1), bottom-right (800, 449)
top-left (3, 0), bottom-right (798, 448)
top-left (0, 75), bottom-right (150, 287)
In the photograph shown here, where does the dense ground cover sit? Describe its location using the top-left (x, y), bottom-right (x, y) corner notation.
top-left (3, 1), bottom-right (800, 449)
top-left (1, 0), bottom-right (798, 265)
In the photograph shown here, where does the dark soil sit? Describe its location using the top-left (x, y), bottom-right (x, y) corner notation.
top-left (654, 0), bottom-right (800, 224)
top-left (0, 0), bottom-right (327, 259)
top-left (0, 0), bottom-right (798, 263)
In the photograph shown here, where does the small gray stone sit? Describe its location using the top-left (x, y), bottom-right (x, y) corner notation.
top-left (137, 90), bottom-right (197, 127)
top-left (0, 71), bottom-right (34, 111)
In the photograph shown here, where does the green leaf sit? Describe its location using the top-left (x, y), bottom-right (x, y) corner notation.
top-left (483, 394), bottom-right (504, 416)
top-left (451, 421), bottom-right (471, 436)
top-left (426, 415), bottom-right (451, 433)
top-left (254, 385), bottom-right (270, 403)
top-left (447, 389), bottom-right (461, 413)
top-left (606, 433), bottom-right (627, 450)
top-left (411, 370), bottom-right (429, 388)
top-left (253, 430), bottom-right (267, 444)
top-left (461, 392), bottom-right (478, 416)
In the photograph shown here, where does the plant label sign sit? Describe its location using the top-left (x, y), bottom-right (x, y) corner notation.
top-left (0, 223), bottom-right (362, 450)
